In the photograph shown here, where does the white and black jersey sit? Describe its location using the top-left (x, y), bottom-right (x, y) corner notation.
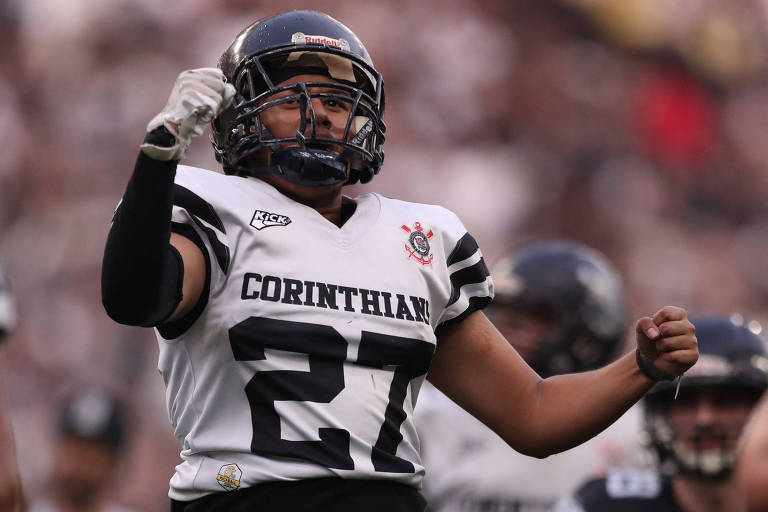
top-left (553, 470), bottom-right (682, 512)
top-left (156, 165), bottom-right (493, 501)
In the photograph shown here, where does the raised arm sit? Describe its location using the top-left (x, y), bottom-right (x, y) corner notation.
top-left (101, 68), bottom-right (234, 326)
top-left (427, 306), bottom-right (697, 458)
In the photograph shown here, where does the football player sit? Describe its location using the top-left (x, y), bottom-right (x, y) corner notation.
top-left (28, 388), bottom-right (136, 512)
top-left (0, 261), bottom-right (22, 512)
top-left (100, 10), bottom-right (698, 511)
top-left (417, 240), bottom-right (648, 511)
top-left (556, 314), bottom-right (768, 512)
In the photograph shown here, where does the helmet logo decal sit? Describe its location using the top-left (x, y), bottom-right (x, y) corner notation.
top-left (250, 210), bottom-right (292, 230)
top-left (291, 32), bottom-right (351, 52)
top-left (401, 222), bottom-right (434, 265)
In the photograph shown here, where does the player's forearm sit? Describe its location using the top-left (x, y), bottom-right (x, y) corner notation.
top-left (519, 350), bottom-right (654, 457)
top-left (101, 149), bottom-right (184, 326)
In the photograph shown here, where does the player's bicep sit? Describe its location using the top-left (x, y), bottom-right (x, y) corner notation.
top-left (167, 232), bottom-right (206, 322)
top-left (428, 310), bottom-right (542, 449)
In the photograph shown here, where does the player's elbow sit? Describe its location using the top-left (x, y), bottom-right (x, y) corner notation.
top-left (511, 442), bottom-right (555, 459)
top-left (101, 277), bottom-right (173, 327)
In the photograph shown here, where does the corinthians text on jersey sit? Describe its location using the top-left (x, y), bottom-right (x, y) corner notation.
top-left (241, 272), bottom-right (430, 324)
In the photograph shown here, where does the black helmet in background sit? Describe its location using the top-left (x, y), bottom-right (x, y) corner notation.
top-left (212, 10), bottom-right (385, 186)
top-left (643, 313), bottom-right (768, 479)
top-left (490, 239), bottom-right (627, 378)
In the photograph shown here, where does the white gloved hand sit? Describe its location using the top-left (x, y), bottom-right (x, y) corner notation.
top-left (141, 68), bottom-right (236, 161)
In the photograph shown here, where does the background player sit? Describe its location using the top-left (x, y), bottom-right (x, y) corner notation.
top-left (101, 10), bottom-right (698, 511)
top-left (27, 387), bottom-right (139, 512)
top-left (417, 239), bottom-right (649, 511)
top-left (556, 313), bottom-right (767, 512)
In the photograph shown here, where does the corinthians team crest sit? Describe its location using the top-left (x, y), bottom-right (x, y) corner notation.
top-left (401, 221), bottom-right (434, 265)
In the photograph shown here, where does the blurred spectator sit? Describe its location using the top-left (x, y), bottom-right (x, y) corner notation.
top-left (27, 388), bottom-right (141, 512)
top-left (417, 240), bottom-right (646, 511)
top-left (556, 314), bottom-right (768, 512)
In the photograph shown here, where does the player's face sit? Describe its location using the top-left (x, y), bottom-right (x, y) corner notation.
top-left (51, 437), bottom-right (118, 508)
top-left (260, 73), bottom-right (354, 150)
top-left (666, 386), bottom-right (755, 462)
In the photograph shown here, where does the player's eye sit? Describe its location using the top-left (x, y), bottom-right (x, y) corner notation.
top-left (322, 98), bottom-right (351, 112)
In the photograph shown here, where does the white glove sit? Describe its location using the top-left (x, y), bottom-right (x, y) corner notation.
top-left (141, 68), bottom-right (236, 161)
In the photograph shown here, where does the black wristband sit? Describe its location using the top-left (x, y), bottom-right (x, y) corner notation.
top-left (144, 126), bottom-right (177, 148)
top-left (636, 349), bottom-right (677, 382)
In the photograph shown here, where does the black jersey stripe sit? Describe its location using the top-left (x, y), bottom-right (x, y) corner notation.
top-left (172, 185), bottom-right (231, 274)
top-left (445, 258), bottom-right (490, 307)
top-left (157, 222), bottom-right (213, 340)
top-left (173, 185), bottom-right (226, 232)
top-left (446, 232), bottom-right (480, 267)
top-left (436, 296), bottom-right (492, 333)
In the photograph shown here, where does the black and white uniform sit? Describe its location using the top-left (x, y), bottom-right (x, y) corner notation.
top-left (554, 469), bottom-right (683, 512)
top-left (158, 165), bottom-right (493, 502)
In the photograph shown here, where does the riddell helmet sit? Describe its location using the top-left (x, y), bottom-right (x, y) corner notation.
top-left (212, 10), bottom-right (386, 186)
top-left (0, 261), bottom-right (16, 340)
top-left (644, 314), bottom-right (768, 479)
top-left (491, 239), bottom-right (626, 377)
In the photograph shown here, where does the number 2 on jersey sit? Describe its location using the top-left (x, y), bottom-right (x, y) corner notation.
top-left (229, 316), bottom-right (434, 473)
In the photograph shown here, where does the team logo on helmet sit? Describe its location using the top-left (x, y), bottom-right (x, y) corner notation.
top-left (216, 463), bottom-right (242, 491)
top-left (291, 32), bottom-right (351, 52)
top-left (401, 222), bottom-right (434, 265)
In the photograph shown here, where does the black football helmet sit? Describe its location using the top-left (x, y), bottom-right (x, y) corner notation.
top-left (58, 388), bottom-right (126, 451)
top-left (490, 239), bottom-right (627, 377)
top-left (643, 314), bottom-right (768, 479)
top-left (212, 10), bottom-right (386, 186)
top-left (0, 261), bottom-right (16, 341)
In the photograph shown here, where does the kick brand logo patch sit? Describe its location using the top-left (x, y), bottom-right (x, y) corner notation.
top-left (250, 210), bottom-right (292, 230)
top-left (401, 221), bottom-right (434, 265)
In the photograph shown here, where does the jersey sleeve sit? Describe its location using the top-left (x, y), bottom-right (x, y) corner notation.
top-left (170, 167), bottom-right (232, 292)
top-left (157, 167), bottom-right (233, 339)
top-left (434, 212), bottom-right (494, 331)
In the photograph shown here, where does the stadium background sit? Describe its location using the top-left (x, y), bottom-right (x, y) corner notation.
top-left (1, 0), bottom-right (768, 509)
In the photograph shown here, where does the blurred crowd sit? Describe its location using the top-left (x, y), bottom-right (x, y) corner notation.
top-left (1, 0), bottom-right (768, 509)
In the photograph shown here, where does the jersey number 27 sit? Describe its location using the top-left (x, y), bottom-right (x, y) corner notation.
top-left (229, 316), bottom-right (434, 473)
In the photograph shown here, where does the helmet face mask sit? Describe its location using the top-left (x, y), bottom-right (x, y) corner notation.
top-left (643, 314), bottom-right (768, 479)
top-left (212, 11), bottom-right (386, 186)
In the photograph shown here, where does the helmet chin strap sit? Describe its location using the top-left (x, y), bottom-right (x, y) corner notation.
top-left (267, 146), bottom-right (349, 186)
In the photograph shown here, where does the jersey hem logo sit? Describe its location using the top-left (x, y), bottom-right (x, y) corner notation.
top-left (402, 222), bottom-right (434, 265)
top-left (216, 463), bottom-right (242, 491)
top-left (250, 210), bottom-right (292, 230)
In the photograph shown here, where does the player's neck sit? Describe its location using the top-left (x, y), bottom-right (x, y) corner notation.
top-left (257, 174), bottom-right (348, 226)
top-left (672, 475), bottom-right (746, 512)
